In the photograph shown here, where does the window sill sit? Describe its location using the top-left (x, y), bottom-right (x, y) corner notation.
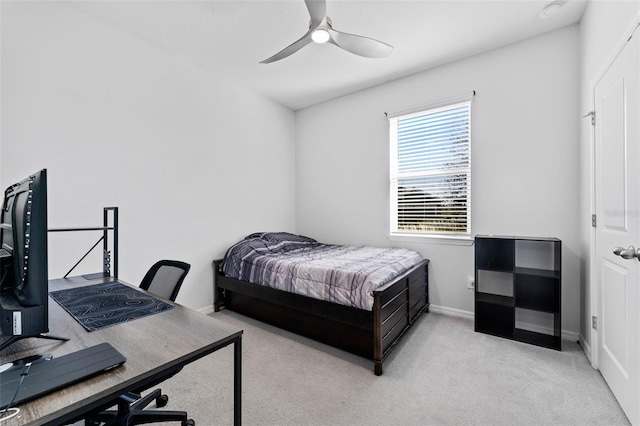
top-left (388, 233), bottom-right (474, 246)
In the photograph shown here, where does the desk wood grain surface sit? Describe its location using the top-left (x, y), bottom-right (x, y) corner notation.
top-left (0, 276), bottom-right (243, 426)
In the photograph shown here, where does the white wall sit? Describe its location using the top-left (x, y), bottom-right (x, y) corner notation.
top-left (578, 1), bottom-right (640, 350)
top-left (2, 1), bottom-right (607, 340)
top-left (296, 26), bottom-right (581, 335)
top-left (0, 2), bottom-right (296, 311)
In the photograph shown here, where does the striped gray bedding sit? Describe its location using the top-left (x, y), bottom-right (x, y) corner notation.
top-left (219, 232), bottom-right (424, 311)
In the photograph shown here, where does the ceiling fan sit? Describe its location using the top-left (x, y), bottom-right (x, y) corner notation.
top-left (260, 0), bottom-right (393, 64)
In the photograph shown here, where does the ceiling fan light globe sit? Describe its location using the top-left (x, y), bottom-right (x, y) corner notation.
top-left (312, 28), bottom-right (330, 44)
top-left (539, 1), bottom-right (562, 19)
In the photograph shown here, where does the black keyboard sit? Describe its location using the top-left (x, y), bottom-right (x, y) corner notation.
top-left (0, 342), bottom-right (126, 409)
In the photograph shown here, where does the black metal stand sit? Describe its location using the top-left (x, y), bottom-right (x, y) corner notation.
top-left (48, 207), bottom-right (119, 280)
top-left (0, 333), bottom-right (69, 352)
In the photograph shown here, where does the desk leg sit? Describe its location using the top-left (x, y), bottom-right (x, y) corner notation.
top-left (234, 336), bottom-right (242, 426)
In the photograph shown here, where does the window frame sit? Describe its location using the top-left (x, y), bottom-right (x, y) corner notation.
top-left (388, 95), bottom-right (473, 244)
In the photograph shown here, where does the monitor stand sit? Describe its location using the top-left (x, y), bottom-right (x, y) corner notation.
top-left (0, 333), bottom-right (69, 352)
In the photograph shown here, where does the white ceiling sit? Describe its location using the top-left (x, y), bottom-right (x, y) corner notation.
top-left (68, 0), bottom-right (587, 110)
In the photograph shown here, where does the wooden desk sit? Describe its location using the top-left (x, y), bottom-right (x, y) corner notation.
top-left (0, 276), bottom-right (243, 426)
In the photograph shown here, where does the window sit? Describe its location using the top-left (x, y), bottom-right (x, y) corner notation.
top-left (389, 98), bottom-right (471, 238)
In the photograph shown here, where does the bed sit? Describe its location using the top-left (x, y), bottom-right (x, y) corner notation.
top-left (213, 232), bottom-right (429, 375)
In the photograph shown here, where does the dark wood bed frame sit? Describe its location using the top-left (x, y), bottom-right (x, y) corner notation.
top-left (213, 258), bottom-right (429, 375)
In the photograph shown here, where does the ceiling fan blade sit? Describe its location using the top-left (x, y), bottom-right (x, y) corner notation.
top-left (260, 32), bottom-right (313, 64)
top-left (327, 28), bottom-right (393, 58)
top-left (305, 0), bottom-right (327, 29)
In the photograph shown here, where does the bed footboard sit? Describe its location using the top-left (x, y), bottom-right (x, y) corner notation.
top-left (373, 260), bottom-right (429, 375)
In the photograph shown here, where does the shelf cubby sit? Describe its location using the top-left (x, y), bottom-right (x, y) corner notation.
top-left (474, 235), bottom-right (561, 350)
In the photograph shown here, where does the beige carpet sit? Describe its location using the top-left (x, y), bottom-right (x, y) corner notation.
top-left (133, 311), bottom-right (629, 425)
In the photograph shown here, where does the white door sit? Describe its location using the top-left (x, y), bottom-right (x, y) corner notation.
top-left (595, 31), bottom-right (640, 426)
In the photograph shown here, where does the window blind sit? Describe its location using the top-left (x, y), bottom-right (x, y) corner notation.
top-left (390, 101), bottom-right (471, 235)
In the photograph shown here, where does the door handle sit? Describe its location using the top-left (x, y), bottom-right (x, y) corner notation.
top-left (613, 245), bottom-right (640, 260)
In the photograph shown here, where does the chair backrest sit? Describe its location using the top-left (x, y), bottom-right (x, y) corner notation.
top-left (140, 260), bottom-right (191, 302)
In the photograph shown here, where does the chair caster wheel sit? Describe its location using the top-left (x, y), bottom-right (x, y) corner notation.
top-left (183, 419), bottom-right (195, 426)
top-left (156, 394), bottom-right (169, 407)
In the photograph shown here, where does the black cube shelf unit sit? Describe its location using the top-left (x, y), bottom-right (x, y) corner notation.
top-left (474, 235), bottom-right (561, 350)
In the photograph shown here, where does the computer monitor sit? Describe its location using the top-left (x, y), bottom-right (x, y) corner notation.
top-left (0, 169), bottom-right (66, 351)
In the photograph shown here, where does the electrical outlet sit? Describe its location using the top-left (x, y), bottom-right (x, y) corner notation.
top-left (467, 276), bottom-right (475, 291)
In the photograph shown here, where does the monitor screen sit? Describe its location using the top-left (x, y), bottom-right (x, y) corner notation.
top-left (0, 169), bottom-right (49, 338)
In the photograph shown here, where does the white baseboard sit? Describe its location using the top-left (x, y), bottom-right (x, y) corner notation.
top-left (430, 304), bottom-right (579, 342)
top-left (514, 322), bottom-right (579, 342)
top-left (579, 333), bottom-right (593, 365)
top-left (197, 305), bottom-right (214, 315)
top-left (562, 329), bottom-right (580, 342)
top-left (428, 304), bottom-right (474, 320)
top-left (514, 321), bottom-right (552, 336)
top-left (201, 300), bottom-right (580, 343)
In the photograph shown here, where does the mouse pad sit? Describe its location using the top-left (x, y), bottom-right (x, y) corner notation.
top-left (49, 281), bottom-right (174, 331)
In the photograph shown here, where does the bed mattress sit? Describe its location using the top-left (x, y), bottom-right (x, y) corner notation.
top-left (219, 232), bottom-right (424, 310)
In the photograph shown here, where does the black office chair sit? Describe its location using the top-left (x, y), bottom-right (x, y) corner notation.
top-left (86, 260), bottom-right (193, 426)
top-left (139, 259), bottom-right (191, 302)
